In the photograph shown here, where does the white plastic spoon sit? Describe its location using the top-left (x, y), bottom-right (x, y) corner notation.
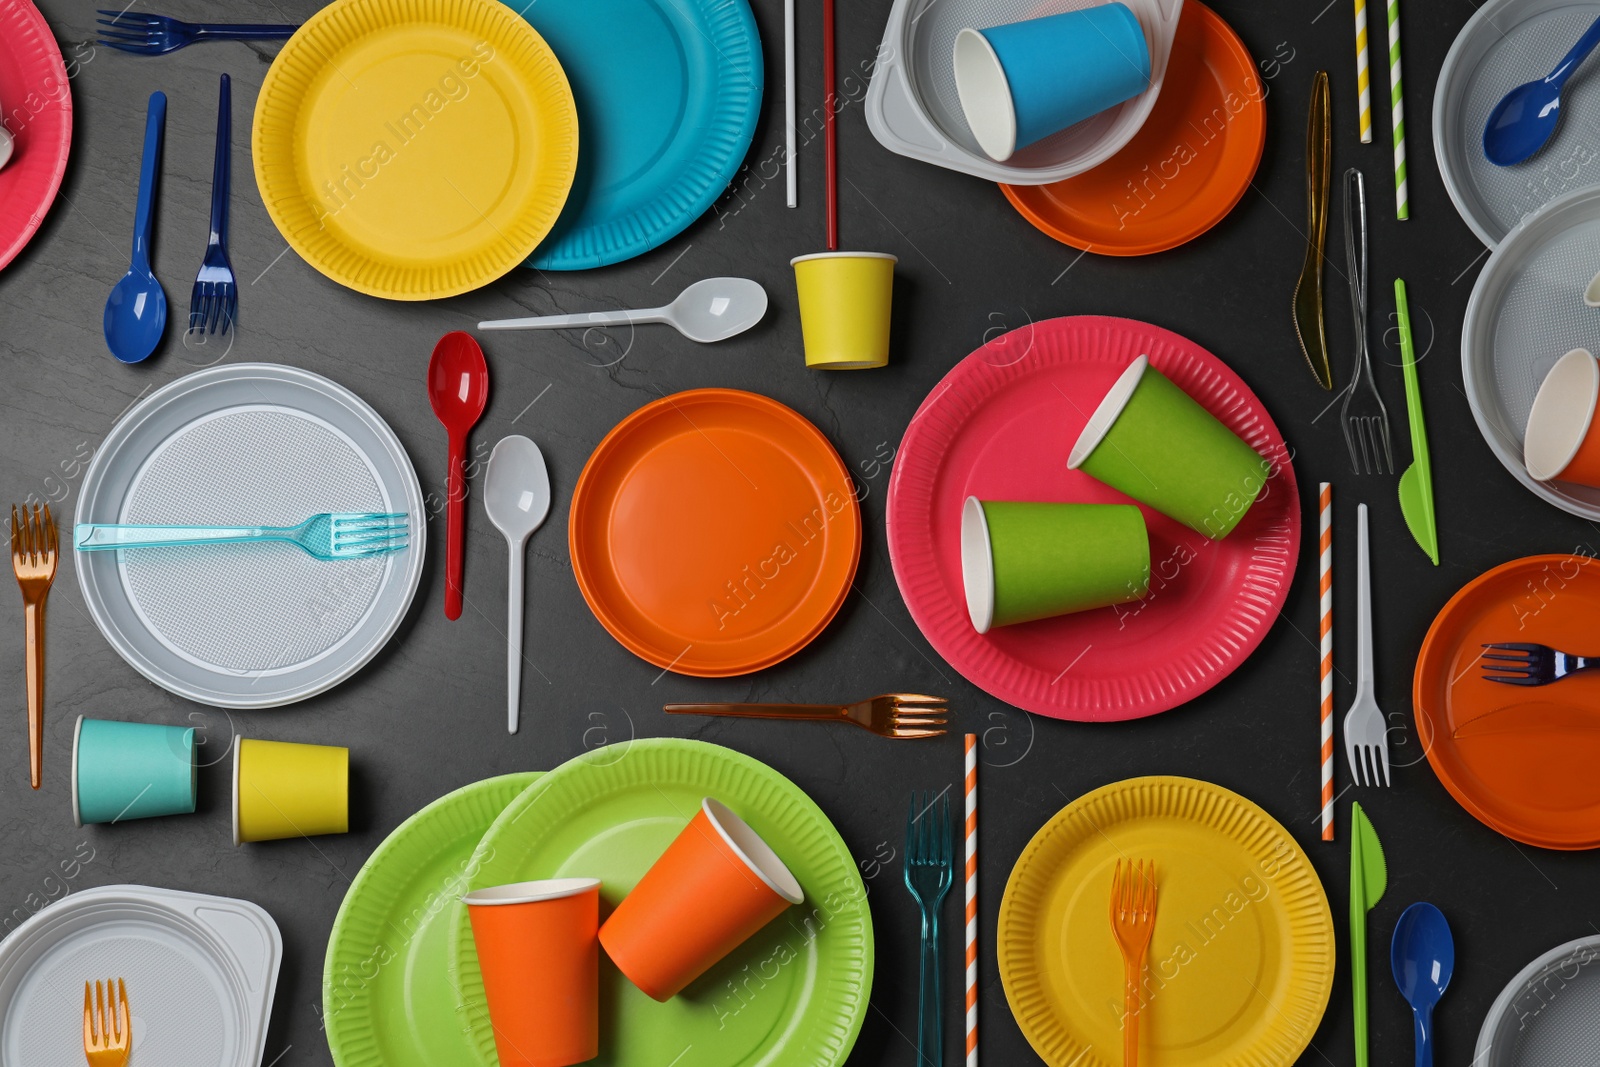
top-left (483, 435), bottom-right (551, 734)
top-left (477, 277), bottom-right (768, 344)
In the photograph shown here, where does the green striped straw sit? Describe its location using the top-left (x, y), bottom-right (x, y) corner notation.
top-left (1385, 0), bottom-right (1408, 219)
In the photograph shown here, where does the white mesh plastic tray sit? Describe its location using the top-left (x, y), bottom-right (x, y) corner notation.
top-left (1435, 0), bottom-right (1600, 247)
top-left (74, 364), bottom-right (425, 708)
top-left (1476, 934), bottom-right (1600, 1066)
top-left (1463, 185), bottom-right (1600, 519)
top-left (865, 0), bottom-right (1182, 184)
top-left (0, 885), bottom-right (281, 1067)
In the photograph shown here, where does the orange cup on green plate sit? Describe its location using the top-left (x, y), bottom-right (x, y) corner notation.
top-left (463, 877), bottom-right (601, 1067)
top-left (1525, 347), bottom-right (1600, 488)
top-left (598, 798), bottom-right (803, 1001)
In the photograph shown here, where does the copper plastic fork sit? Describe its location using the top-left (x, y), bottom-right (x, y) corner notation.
top-left (83, 978), bottom-right (130, 1067)
top-left (11, 504), bottom-right (57, 790)
top-left (664, 693), bottom-right (947, 738)
top-left (1110, 859), bottom-right (1159, 1067)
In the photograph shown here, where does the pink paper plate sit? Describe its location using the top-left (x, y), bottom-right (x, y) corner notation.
top-left (886, 316), bottom-right (1299, 721)
top-left (0, 0), bottom-right (73, 273)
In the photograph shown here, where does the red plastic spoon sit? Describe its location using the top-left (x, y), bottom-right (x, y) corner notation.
top-left (427, 332), bottom-right (489, 620)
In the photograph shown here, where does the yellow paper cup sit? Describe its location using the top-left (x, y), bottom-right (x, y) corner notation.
top-left (791, 251), bottom-right (896, 369)
top-left (233, 738), bottom-right (349, 845)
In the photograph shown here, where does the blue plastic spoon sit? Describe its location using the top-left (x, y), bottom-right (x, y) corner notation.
top-left (1484, 15), bottom-right (1600, 166)
top-left (104, 91), bottom-right (168, 363)
top-left (1390, 902), bottom-right (1455, 1067)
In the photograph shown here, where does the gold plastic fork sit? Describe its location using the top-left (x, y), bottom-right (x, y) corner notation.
top-left (664, 693), bottom-right (947, 738)
top-left (11, 504), bottom-right (57, 790)
top-left (1110, 859), bottom-right (1159, 1067)
top-left (82, 978), bottom-right (131, 1067)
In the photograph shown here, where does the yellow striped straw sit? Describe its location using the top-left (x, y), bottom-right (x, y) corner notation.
top-left (1386, 0), bottom-right (1408, 218)
top-left (1354, 0), bottom-right (1372, 143)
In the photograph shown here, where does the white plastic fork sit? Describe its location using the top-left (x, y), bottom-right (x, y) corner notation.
top-left (1344, 504), bottom-right (1391, 786)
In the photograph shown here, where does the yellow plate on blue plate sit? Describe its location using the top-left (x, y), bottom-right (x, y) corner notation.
top-left (999, 777), bottom-right (1333, 1067)
top-left (253, 0), bottom-right (577, 300)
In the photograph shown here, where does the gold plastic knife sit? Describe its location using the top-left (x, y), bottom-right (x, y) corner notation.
top-left (1294, 72), bottom-right (1333, 390)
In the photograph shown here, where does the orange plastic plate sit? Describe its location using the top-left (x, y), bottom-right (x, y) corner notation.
top-left (569, 389), bottom-right (861, 677)
top-left (1415, 554), bottom-right (1600, 849)
top-left (1000, 1), bottom-right (1266, 257)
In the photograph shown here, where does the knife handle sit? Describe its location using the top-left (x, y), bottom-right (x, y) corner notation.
top-left (1351, 874), bottom-right (1369, 1067)
top-left (1307, 73), bottom-right (1331, 270)
top-left (1395, 279), bottom-right (1428, 461)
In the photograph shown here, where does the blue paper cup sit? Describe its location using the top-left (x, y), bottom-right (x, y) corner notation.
top-left (73, 716), bottom-right (197, 826)
top-left (953, 3), bottom-right (1152, 161)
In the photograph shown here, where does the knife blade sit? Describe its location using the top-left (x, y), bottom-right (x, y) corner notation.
top-left (1293, 72), bottom-right (1333, 390)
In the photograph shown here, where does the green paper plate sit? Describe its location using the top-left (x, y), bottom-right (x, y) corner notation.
top-left (324, 772), bottom-right (540, 1067)
top-left (448, 738), bottom-right (874, 1067)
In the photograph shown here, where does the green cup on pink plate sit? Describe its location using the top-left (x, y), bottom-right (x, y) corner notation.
top-left (961, 498), bottom-right (1149, 633)
top-left (1069, 355), bottom-right (1271, 539)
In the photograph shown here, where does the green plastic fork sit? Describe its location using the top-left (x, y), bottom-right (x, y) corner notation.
top-left (74, 512), bottom-right (409, 561)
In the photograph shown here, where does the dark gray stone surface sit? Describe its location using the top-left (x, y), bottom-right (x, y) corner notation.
top-left (2, 0), bottom-right (1593, 1063)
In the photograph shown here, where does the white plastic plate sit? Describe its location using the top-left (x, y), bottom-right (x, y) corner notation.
top-left (865, 0), bottom-right (1182, 184)
top-left (1463, 185), bottom-right (1600, 519)
top-left (0, 885), bottom-right (282, 1067)
top-left (1435, 0), bottom-right (1600, 247)
top-left (74, 364), bottom-right (425, 708)
top-left (1475, 934), bottom-right (1600, 1066)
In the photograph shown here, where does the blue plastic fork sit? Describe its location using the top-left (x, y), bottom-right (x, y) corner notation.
top-left (74, 513), bottom-right (409, 561)
top-left (190, 74), bottom-right (236, 335)
top-left (96, 11), bottom-right (299, 55)
top-left (903, 790), bottom-right (953, 1067)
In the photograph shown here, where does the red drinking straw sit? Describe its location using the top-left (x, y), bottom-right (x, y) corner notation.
top-left (823, 0), bottom-right (838, 249)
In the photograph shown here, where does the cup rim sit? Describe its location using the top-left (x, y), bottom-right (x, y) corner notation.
top-left (789, 251), bottom-right (899, 265)
top-left (702, 798), bottom-right (805, 904)
top-left (462, 877), bottom-right (602, 906)
top-left (1068, 354), bottom-right (1149, 469)
top-left (1525, 348), bottom-right (1599, 481)
top-left (959, 497), bottom-right (995, 634)
top-left (232, 740), bottom-right (243, 846)
top-left (71, 714), bottom-right (84, 829)
top-left (952, 27), bottom-right (1017, 161)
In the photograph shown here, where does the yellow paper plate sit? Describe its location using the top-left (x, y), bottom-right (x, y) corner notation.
top-left (253, 0), bottom-right (577, 300)
top-left (998, 777), bottom-right (1334, 1067)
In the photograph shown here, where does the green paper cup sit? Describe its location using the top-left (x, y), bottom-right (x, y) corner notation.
top-left (960, 498), bottom-right (1149, 633)
top-left (1068, 355), bottom-right (1272, 539)
top-left (72, 716), bottom-right (197, 826)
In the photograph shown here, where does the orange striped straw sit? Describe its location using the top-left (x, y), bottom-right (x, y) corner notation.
top-left (1319, 483), bottom-right (1334, 841)
top-left (964, 733), bottom-right (978, 1065)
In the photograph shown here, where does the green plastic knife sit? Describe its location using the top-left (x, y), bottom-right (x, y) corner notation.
top-left (1395, 280), bottom-right (1439, 564)
top-left (1351, 802), bottom-right (1388, 1067)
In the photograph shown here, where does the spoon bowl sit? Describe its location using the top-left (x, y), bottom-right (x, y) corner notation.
top-left (668, 277), bottom-right (769, 342)
top-left (485, 435), bottom-right (551, 734)
top-left (104, 269), bottom-right (168, 364)
top-left (427, 331), bottom-right (490, 621)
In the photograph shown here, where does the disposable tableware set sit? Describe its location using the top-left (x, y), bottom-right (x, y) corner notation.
top-left (13, 0), bottom-right (1600, 1064)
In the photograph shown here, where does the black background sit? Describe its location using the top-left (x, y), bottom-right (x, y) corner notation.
top-left (2, 0), bottom-right (1592, 1064)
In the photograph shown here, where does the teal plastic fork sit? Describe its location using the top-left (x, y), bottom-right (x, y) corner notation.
top-left (903, 790), bottom-right (953, 1067)
top-left (74, 513), bottom-right (408, 561)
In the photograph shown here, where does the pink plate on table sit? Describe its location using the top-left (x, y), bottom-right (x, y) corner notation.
top-left (0, 0), bottom-right (72, 273)
top-left (887, 316), bottom-right (1299, 721)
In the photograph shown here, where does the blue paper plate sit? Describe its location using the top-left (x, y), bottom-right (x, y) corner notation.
top-left (519, 0), bottom-right (763, 271)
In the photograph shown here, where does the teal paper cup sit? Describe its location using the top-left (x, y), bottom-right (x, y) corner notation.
top-left (960, 498), bottom-right (1149, 633)
top-left (73, 716), bottom-right (197, 826)
top-left (953, 3), bottom-right (1151, 162)
top-left (1068, 356), bottom-right (1272, 539)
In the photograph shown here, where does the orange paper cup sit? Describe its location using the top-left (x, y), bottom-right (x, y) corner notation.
top-left (1526, 348), bottom-right (1600, 488)
top-left (598, 798), bottom-right (803, 1001)
top-left (463, 878), bottom-right (601, 1067)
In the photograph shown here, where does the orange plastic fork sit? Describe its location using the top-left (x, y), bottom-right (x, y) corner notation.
top-left (1109, 859), bottom-right (1159, 1067)
top-left (11, 504), bottom-right (57, 789)
top-left (82, 978), bottom-right (130, 1067)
